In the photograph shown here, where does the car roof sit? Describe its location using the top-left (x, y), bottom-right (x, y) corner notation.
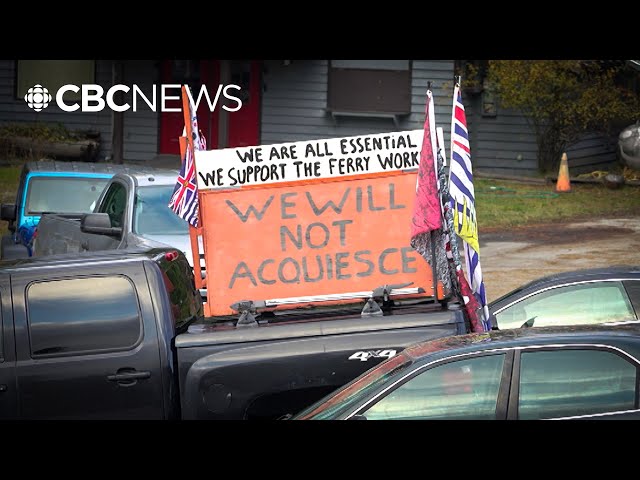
top-left (403, 322), bottom-right (640, 363)
top-left (0, 247), bottom-right (182, 273)
top-left (22, 160), bottom-right (155, 176)
top-left (114, 169), bottom-right (180, 187)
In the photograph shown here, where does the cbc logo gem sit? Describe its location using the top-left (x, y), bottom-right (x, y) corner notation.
top-left (24, 85), bottom-right (52, 112)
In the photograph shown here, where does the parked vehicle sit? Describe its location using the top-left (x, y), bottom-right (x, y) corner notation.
top-left (487, 266), bottom-right (640, 330)
top-left (292, 323), bottom-right (640, 420)
top-left (0, 247), bottom-right (465, 420)
top-left (0, 160), bottom-right (142, 259)
top-left (31, 169), bottom-right (206, 293)
top-left (619, 121), bottom-right (640, 171)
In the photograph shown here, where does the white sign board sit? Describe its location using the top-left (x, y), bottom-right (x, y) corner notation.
top-left (194, 129), bottom-right (424, 190)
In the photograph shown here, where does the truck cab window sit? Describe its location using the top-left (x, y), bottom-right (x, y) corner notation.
top-left (26, 276), bottom-right (142, 356)
top-left (98, 183), bottom-right (127, 229)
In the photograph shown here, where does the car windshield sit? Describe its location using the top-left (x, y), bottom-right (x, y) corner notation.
top-left (25, 176), bottom-right (110, 215)
top-left (133, 185), bottom-right (189, 235)
top-left (293, 353), bottom-right (413, 420)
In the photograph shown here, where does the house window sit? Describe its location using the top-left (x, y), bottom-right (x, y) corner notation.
top-left (16, 60), bottom-right (95, 101)
top-left (327, 60), bottom-right (411, 116)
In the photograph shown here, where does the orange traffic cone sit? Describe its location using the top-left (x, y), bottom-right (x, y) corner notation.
top-left (555, 152), bottom-right (571, 193)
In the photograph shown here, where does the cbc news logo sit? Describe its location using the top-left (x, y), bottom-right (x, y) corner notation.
top-left (24, 84), bottom-right (52, 112)
top-left (22, 83), bottom-right (243, 113)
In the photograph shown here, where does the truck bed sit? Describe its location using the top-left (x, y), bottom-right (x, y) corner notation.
top-left (176, 303), bottom-right (464, 419)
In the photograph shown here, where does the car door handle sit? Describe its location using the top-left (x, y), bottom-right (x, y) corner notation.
top-left (0, 384), bottom-right (7, 393)
top-left (107, 370), bottom-right (151, 385)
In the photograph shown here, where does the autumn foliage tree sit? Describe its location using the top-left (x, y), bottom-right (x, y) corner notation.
top-left (487, 60), bottom-right (640, 173)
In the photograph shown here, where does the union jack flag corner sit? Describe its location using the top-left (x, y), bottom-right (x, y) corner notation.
top-left (168, 86), bottom-right (206, 228)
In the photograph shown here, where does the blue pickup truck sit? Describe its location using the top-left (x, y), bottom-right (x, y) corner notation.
top-left (0, 160), bottom-right (142, 259)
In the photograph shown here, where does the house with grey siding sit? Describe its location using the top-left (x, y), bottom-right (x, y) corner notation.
top-left (0, 59), bottom-right (619, 175)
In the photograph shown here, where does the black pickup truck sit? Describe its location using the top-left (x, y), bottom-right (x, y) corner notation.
top-left (0, 247), bottom-right (464, 420)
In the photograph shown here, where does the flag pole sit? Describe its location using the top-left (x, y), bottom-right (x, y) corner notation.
top-left (181, 86), bottom-right (205, 292)
top-left (447, 76), bottom-right (489, 331)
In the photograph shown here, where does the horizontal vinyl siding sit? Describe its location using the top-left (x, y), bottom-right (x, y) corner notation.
top-left (468, 93), bottom-right (619, 177)
top-left (565, 132), bottom-right (617, 174)
top-left (0, 60), bottom-right (161, 163)
top-left (260, 60), bottom-right (455, 149)
top-left (0, 60), bottom-right (113, 160)
top-left (122, 60), bottom-right (159, 162)
top-left (467, 95), bottom-right (539, 176)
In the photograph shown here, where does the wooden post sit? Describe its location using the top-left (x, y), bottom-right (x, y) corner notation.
top-left (217, 60), bottom-right (231, 149)
top-left (111, 60), bottom-right (124, 164)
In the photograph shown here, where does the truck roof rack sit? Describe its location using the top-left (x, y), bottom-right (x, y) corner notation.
top-left (230, 300), bottom-right (267, 328)
top-left (228, 285), bottom-right (430, 326)
top-left (361, 282), bottom-right (425, 317)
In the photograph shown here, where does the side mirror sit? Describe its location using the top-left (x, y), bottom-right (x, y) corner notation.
top-left (1, 203), bottom-right (16, 222)
top-left (81, 213), bottom-right (123, 237)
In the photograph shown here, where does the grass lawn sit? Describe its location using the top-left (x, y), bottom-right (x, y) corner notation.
top-left (0, 165), bottom-right (21, 234)
top-left (0, 165), bottom-right (639, 237)
top-left (475, 178), bottom-right (640, 231)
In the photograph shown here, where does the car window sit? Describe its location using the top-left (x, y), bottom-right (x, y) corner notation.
top-left (26, 276), bottom-right (142, 357)
top-left (133, 185), bottom-right (189, 235)
top-left (495, 281), bottom-right (636, 329)
top-left (360, 353), bottom-right (505, 420)
top-left (624, 280), bottom-right (640, 318)
top-left (25, 176), bottom-right (109, 216)
top-left (518, 348), bottom-right (637, 419)
top-left (98, 182), bottom-right (127, 228)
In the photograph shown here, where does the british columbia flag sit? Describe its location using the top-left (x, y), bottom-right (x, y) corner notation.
top-left (168, 88), bottom-right (206, 228)
top-left (449, 83), bottom-right (490, 330)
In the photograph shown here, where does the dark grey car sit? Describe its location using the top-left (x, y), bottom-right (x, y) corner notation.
top-left (487, 266), bottom-right (640, 330)
top-left (293, 323), bottom-right (640, 420)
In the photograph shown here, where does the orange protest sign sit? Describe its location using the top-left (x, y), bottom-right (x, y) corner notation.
top-left (198, 170), bottom-right (440, 316)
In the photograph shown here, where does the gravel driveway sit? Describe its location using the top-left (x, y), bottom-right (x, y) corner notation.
top-left (479, 216), bottom-right (640, 302)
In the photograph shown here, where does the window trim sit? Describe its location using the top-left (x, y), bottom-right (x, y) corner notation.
top-left (347, 348), bottom-right (514, 420)
top-left (510, 344), bottom-right (640, 420)
top-left (98, 180), bottom-right (128, 230)
top-left (25, 274), bottom-right (144, 359)
top-left (493, 278), bottom-right (640, 321)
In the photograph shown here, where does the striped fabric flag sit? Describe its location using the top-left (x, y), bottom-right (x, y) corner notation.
top-left (168, 86), bottom-right (206, 228)
top-left (449, 83), bottom-right (490, 330)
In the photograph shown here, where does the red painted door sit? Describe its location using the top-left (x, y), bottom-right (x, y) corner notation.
top-left (227, 60), bottom-right (261, 148)
top-left (159, 60), bottom-right (218, 155)
top-left (159, 60), bottom-right (260, 153)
